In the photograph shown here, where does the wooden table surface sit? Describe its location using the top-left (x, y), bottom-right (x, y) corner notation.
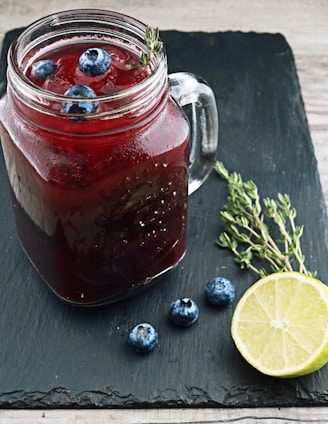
top-left (0, 0), bottom-right (327, 422)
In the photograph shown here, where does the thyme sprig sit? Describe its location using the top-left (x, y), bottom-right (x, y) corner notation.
top-left (214, 161), bottom-right (316, 278)
top-left (140, 25), bottom-right (162, 66)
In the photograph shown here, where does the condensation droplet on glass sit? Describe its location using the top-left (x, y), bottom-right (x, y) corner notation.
top-left (133, 172), bottom-right (140, 181)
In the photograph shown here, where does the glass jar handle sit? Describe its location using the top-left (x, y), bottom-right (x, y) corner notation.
top-left (169, 72), bottom-right (219, 195)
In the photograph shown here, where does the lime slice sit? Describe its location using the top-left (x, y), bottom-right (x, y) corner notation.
top-left (231, 272), bottom-right (328, 378)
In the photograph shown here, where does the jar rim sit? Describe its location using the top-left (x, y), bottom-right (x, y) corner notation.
top-left (7, 9), bottom-right (168, 120)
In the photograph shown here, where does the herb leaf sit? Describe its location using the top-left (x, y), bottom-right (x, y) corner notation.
top-left (141, 25), bottom-right (162, 66)
top-left (214, 161), bottom-right (316, 277)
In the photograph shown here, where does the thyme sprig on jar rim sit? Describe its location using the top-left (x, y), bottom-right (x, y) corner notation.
top-left (214, 161), bottom-right (316, 278)
top-left (141, 25), bottom-right (163, 66)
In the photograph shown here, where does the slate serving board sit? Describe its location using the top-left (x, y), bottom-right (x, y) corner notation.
top-left (1, 28), bottom-right (328, 408)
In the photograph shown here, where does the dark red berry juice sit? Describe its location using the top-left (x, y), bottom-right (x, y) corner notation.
top-left (0, 38), bottom-right (190, 305)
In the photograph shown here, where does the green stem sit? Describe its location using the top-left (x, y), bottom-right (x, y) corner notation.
top-left (214, 161), bottom-right (315, 277)
top-left (251, 214), bottom-right (294, 272)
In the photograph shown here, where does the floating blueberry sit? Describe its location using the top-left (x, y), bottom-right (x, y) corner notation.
top-left (128, 323), bottom-right (158, 353)
top-left (31, 60), bottom-right (56, 81)
top-left (62, 84), bottom-right (98, 116)
top-left (169, 298), bottom-right (199, 327)
top-left (79, 48), bottom-right (112, 77)
top-left (205, 277), bottom-right (235, 306)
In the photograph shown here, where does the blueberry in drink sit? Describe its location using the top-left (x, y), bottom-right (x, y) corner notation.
top-left (79, 47), bottom-right (112, 77)
top-left (31, 60), bottom-right (56, 81)
top-left (63, 84), bottom-right (98, 116)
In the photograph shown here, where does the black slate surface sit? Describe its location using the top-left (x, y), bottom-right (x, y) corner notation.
top-left (1, 29), bottom-right (328, 408)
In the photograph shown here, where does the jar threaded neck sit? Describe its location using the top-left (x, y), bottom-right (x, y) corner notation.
top-left (7, 9), bottom-right (168, 126)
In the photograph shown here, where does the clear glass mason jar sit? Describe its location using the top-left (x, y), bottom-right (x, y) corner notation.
top-left (0, 9), bottom-right (218, 305)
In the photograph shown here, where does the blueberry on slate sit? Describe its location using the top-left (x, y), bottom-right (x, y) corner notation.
top-left (205, 277), bottom-right (235, 306)
top-left (62, 84), bottom-right (98, 116)
top-left (79, 48), bottom-right (112, 77)
top-left (31, 60), bottom-right (56, 81)
top-left (169, 298), bottom-right (199, 327)
top-left (128, 323), bottom-right (158, 353)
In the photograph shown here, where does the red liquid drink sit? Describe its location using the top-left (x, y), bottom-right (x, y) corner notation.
top-left (0, 10), bottom-right (218, 305)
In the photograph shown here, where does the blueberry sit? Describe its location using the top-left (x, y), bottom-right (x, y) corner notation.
top-left (128, 323), bottom-right (158, 353)
top-left (79, 48), bottom-right (112, 77)
top-left (31, 60), bottom-right (56, 81)
top-left (169, 298), bottom-right (199, 327)
top-left (62, 84), bottom-right (98, 116)
top-left (205, 277), bottom-right (235, 306)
